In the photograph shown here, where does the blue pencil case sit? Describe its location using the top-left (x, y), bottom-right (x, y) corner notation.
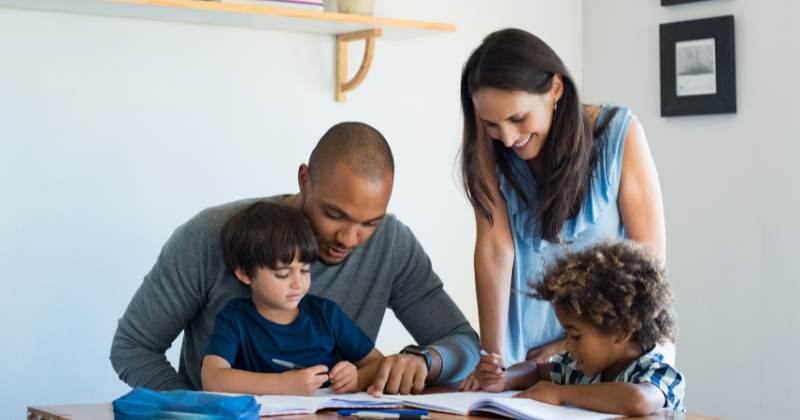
top-left (113, 387), bottom-right (260, 420)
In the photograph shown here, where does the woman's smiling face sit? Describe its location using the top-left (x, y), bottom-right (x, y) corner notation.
top-left (471, 79), bottom-right (561, 162)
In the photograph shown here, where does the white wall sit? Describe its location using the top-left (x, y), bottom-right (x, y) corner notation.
top-left (583, 1), bottom-right (800, 419)
top-left (0, 1), bottom-right (582, 417)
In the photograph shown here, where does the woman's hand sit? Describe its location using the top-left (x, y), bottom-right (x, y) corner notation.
top-left (475, 352), bottom-right (508, 392)
top-left (458, 369), bottom-right (481, 391)
top-left (514, 381), bottom-right (564, 405)
top-left (459, 352), bottom-right (509, 392)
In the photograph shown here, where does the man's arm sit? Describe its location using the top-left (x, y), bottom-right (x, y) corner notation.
top-left (387, 222), bottom-right (480, 385)
top-left (110, 221), bottom-right (207, 390)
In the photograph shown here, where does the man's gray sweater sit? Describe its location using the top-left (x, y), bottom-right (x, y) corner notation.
top-left (110, 196), bottom-right (479, 390)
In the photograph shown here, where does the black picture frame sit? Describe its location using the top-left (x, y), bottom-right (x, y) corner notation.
top-left (659, 15), bottom-right (736, 117)
top-left (661, 0), bottom-right (712, 5)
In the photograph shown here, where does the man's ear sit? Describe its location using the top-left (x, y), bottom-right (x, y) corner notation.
top-left (298, 164), bottom-right (311, 195)
top-left (234, 268), bottom-right (252, 286)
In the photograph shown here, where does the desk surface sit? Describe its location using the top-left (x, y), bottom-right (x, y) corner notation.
top-left (26, 402), bottom-right (718, 420)
top-left (27, 402), bottom-right (718, 420)
top-left (27, 386), bottom-right (718, 420)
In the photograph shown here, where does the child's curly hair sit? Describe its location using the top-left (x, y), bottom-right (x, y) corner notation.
top-left (532, 241), bottom-right (677, 350)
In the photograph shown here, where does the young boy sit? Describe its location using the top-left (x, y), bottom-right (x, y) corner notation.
top-left (201, 201), bottom-right (383, 396)
top-left (476, 241), bottom-right (685, 415)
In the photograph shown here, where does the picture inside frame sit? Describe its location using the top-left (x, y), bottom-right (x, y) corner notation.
top-left (675, 38), bottom-right (716, 96)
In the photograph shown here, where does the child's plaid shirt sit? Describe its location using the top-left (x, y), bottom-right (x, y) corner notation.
top-left (549, 346), bottom-right (686, 412)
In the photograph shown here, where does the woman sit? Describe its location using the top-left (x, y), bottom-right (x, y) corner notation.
top-left (458, 28), bottom-right (667, 391)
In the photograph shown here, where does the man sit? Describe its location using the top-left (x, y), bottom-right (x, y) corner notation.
top-left (110, 122), bottom-right (479, 394)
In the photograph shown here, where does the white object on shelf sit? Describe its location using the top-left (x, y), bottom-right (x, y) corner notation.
top-left (336, 0), bottom-right (372, 16)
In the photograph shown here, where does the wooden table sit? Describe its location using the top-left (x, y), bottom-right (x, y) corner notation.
top-left (25, 402), bottom-right (718, 420)
top-left (27, 386), bottom-right (719, 420)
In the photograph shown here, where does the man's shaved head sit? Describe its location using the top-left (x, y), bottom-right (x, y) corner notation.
top-left (308, 122), bottom-right (394, 185)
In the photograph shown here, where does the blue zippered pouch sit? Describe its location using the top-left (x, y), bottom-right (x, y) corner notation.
top-left (113, 387), bottom-right (260, 420)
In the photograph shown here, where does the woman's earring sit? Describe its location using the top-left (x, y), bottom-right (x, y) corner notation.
top-left (553, 101), bottom-right (558, 111)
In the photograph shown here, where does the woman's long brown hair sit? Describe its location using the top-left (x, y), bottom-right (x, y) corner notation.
top-left (460, 28), bottom-right (616, 242)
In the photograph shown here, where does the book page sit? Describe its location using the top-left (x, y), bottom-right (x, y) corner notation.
top-left (255, 390), bottom-right (402, 416)
top-left (473, 397), bottom-right (621, 420)
top-left (400, 391), bottom-right (517, 415)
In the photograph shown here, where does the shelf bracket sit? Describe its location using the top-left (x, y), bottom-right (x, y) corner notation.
top-left (336, 28), bottom-right (383, 102)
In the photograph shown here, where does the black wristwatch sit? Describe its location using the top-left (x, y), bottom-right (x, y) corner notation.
top-left (400, 344), bottom-right (432, 371)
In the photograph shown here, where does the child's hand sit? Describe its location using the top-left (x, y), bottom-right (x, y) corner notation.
top-left (476, 352), bottom-right (508, 392)
top-left (281, 365), bottom-right (329, 395)
top-left (514, 381), bottom-right (564, 405)
top-left (329, 361), bottom-right (359, 394)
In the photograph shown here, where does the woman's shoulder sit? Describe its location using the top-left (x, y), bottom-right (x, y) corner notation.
top-left (584, 104), bottom-right (633, 127)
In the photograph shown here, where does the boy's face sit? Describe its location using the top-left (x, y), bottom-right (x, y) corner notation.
top-left (554, 304), bottom-right (633, 379)
top-left (299, 162), bottom-right (392, 265)
top-left (235, 257), bottom-right (311, 316)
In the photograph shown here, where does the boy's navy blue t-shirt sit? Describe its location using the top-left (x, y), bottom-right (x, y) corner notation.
top-left (204, 295), bottom-right (374, 372)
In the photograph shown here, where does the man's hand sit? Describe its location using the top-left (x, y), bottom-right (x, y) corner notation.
top-left (280, 365), bottom-right (329, 395)
top-left (514, 381), bottom-right (564, 405)
top-left (329, 361), bottom-right (359, 394)
top-left (366, 354), bottom-right (427, 395)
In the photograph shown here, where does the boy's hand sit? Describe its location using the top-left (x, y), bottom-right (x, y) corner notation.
top-left (475, 352), bottom-right (508, 392)
top-left (514, 381), bottom-right (564, 405)
top-left (329, 361), bottom-right (359, 394)
top-left (281, 365), bottom-right (329, 395)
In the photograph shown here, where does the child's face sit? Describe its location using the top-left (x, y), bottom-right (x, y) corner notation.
top-left (236, 257), bottom-right (310, 315)
top-left (554, 304), bottom-right (633, 378)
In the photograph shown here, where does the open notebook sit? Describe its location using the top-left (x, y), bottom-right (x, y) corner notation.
top-left (250, 389), bottom-right (402, 416)
top-left (241, 389), bottom-right (621, 419)
top-left (400, 391), bottom-right (621, 420)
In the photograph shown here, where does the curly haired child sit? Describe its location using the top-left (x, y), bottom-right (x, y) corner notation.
top-left (476, 240), bottom-right (685, 415)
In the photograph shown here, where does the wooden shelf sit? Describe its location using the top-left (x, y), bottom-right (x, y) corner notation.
top-left (0, 0), bottom-right (455, 38)
top-left (0, 0), bottom-right (455, 101)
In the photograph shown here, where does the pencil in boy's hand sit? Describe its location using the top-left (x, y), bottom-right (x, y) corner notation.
top-left (272, 358), bottom-right (307, 369)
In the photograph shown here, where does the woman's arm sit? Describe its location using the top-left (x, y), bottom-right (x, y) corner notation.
top-left (459, 164), bottom-right (515, 392)
top-left (474, 184), bottom-right (516, 355)
top-left (619, 118), bottom-right (667, 262)
top-left (201, 355), bottom-right (328, 396)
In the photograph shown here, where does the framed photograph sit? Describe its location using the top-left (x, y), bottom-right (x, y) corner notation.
top-left (662, 0), bottom-right (712, 5)
top-left (660, 15), bottom-right (736, 117)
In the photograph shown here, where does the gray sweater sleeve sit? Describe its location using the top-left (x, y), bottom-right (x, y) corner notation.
top-left (388, 222), bottom-right (480, 384)
top-left (109, 221), bottom-right (207, 390)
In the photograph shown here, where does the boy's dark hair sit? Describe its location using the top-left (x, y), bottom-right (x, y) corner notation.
top-left (532, 241), bottom-right (677, 350)
top-left (221, 201), bottom-right (319, 278)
